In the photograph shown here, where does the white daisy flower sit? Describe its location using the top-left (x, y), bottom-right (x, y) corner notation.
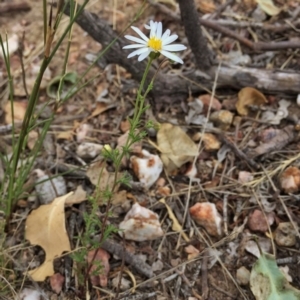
top-left (123, 20), bottom-right (187, 64)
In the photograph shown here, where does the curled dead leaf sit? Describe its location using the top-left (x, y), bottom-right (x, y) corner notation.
top-left (236, 87), bottom-right (267, 116)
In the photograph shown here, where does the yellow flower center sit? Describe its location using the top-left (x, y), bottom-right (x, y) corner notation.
top-left (148, 37), bottom-right (162, 51)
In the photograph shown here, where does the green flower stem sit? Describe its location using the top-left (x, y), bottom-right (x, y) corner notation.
top-left (98, 57), bottom-right (155, 244)
top-left (132, 57), bottom-right (153, 123)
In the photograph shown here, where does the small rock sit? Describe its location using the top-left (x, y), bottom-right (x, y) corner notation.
top-left (245, 236), bottom-right (272, 258)
top-left (247, 209), bottom-right (274, 233)
top-left (119, 203), bottom-right (164, 241)
top-left (209, 110), bottom-right (233, 130)
top-left (130, 149), bottom-right (163, 188)
top-left (198, 94), bottom-right (222, 112)
top-left (50, 273), bottom-right (64, 294)
top-left (76, 142), bottom-right (103, 159)
top-left (76, 123), bottom-right (92, 143)
top-left (34, 169), bottom-right (67, 204)
top-left (192, 133), bottom-right (221, 151)
top-left (112, 275), bottom-right (131, 290)
top-left (189, 202), bottom-right (223, 237)
top-left (274, 222), bottom-right (296, 247)
top-left (87, 248), bottom-right (110, 287)
top-left (280, 166), bottom-right (300, 193)
top-left (238, 171), bottom-right (254, 184)
top-left (236, 266), bottom-right (250, 286)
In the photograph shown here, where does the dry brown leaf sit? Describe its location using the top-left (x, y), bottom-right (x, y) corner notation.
top-left (256, 0), bottom-right (281, 16)
top-left (155, 0), bottom-right (177, 9)
top-left (159, 198), bottom-right (190, 242)
top-left (86, 160), bottom-right (121, 197)
top-left (25, 193), bottom-right (72, 281)
top-left (184, 245), bottom-right (200, 260)
top-left (65, 185), bottom-right (87, 205)
top-left (157, 123), bottom-right (198, 174)
top-left (56, 130), bottom-right (74, 140)
top-left (197, 0), bottom-right (216, 13)
top-left (236, 87), bottom-right (267, 116)
top-left (4, 101), bottom-right (27, 124)
top-left (50, 273), bottom-right (65, 294)
top-left (88, 102), bottom-right (116, 120)
top-left (192, 133), bottom-right (221, 151)
top-left (27, 131), bottom-right (39, 150)
top-left (87, 248), bottom-right (110, 287)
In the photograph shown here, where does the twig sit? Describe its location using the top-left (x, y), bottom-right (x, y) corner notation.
top-left (18, 31), bottom-right (29, 99)
top-left (174, 266), bottom-right (182, 299)
top-left (0, 2), bottom-right (31, 14)
top-left (178, 0), bottom-right (213, 70)
top-left (97, 238), bottom-right (154, 278)
top-left (210, 0), bottom-right (235, 20)
top-left (201, 19), bottom-right (300, 33)
top-left (208, 274), bottom-right (236, 298)
top-left (217, 133), bottom-right (260, 170)
top-left (115, 234), bottom-right (127, 299)
top-left (201, 250), bottom-right (209, 299)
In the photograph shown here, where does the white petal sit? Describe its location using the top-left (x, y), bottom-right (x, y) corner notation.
top-left (123, 44), bottom-right (147, 49)
top-left (150, 22), bottom-right (158, 38)
top-left (156, 22), bottom-right (162, 39)
top-left (138, 50), bottom-right (151, 61)
top-left (145, 20), bottom-right (154, 30)
top-left (162, 34), bottom-right (178, 45)
top-left (125, 35), bottom-right (147, 45)
top-left (128, 47), bottom-right (149, 58)
top-left (162, 44), bottom-right (187, 51)
top-left (160, 50), bottom-right (183, 64)
top-left (161, 29), bottom-right (171, 40)
top-left (131, 26), bottom-right (149, 42)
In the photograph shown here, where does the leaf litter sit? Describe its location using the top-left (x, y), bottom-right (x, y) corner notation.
top-left (3, 0), bottom-right (300, 299)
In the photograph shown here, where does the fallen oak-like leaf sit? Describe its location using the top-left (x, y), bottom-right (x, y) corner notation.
top-left (25, 193), bottom-right (72, 281)
top-left (250, 252), bottom-right (300, 299)
top-left (65, 185), bottom-right (87, 206)
top-left (156, 123), bottom-right (198, 174)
